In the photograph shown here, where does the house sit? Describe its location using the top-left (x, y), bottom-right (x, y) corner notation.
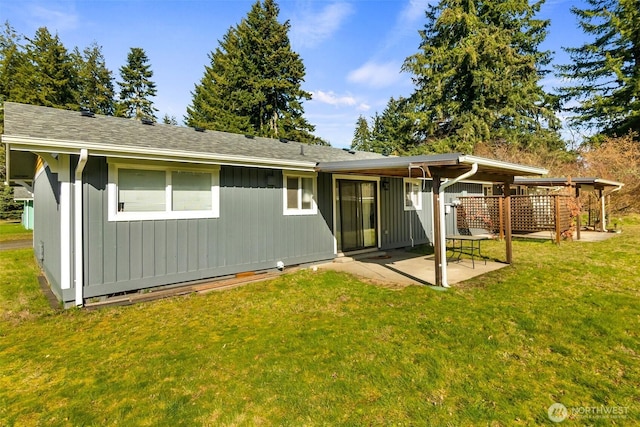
top-left (3, 102), bottom-right (547, 307)
top-left (12, 186), bottom-right (34, 230)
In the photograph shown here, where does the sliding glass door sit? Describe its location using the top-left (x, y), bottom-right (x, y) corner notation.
top-left (337, 180), bottom-right (377, 251)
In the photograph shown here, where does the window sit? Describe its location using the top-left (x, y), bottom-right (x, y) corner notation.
top-left (172, 171), bottom-right (212, 211)
top-left (108, 163), bottom-right (219, 221)
top-left (404, 179), bottom-right (422, 210)
top-left (283, 172), bottom-right (317, 215)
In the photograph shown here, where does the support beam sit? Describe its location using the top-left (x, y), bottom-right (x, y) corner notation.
top-left (34, 152), bottom-right (59, 173)
top-left (432, 176), bottom-right (443, 287)
top-left (504, 182), bottom-right (513, 264)
top-left (554, 195), bottom-right (561, 244)
top-left (575, 186), bottom-right (581, 241)
top-left (599, 189), bottom-right (606, 231)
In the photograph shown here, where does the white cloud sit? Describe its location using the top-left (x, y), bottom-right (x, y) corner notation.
top-left (399, 0), bottom-right (432, 23)
top-left (347, 61), bottom-right (403, 88)
top-left (28, 4), bottom-right (79, 32)
top-left (290, 2), bottom-right (354, 48)
top-left (311, 90), bottom-right (357, 107)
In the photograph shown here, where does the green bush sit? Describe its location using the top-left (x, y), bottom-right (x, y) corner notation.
top-left (0, 186), bottom-right (23, 220)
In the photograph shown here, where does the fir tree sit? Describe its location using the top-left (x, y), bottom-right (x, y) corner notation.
top-left (557, 0), bottom-right (640, 140)
top-left (73, 42), bottom-right (115, 115)
top-left (117, 47), bottom-right (157, 120)
top-left (0, 21), bottom-right (25, 107)
top-left (351, 115), bottom-right (372, 151)
top-left (162, 114), bottom-right (178, 125)
top-left (370, 97), bottom-right (414, 154)
top-left (402, 0), bottom-right (562, 153)
top-left (12, 27), bottom-right (78, 110)
top-left (187, 0), bottom-right (323, 144)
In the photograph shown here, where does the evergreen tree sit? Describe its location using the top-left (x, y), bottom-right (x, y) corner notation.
top-left (0, 22), bottom-right (25, 196)
top-left (12, 27), bottom-right (78, 110)
top-left (557, 0), bottom-right (640, 140)
top-left (187, 0), bottom-right (323, 144)
top-left (370, 97), bottom-right (415, 154)
top-left (117, 47), bottom-right (157, 120)
top-left (73, 42), bottom-right (115, 115)
top-left (162, 114), bottom-right (178, 125)
top-left (351, 115), bottom-right (372, 151)
top-left (402, 0), bottom-right (562, 153)
top-left (187, 28), bottom-right (253, 134)
top-left (0, 21), bottom-right (25, 107)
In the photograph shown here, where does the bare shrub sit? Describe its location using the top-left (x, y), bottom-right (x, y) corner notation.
top-left (474, 134), bottom-right (639, 214)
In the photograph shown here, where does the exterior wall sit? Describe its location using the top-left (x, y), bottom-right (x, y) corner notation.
top-left (21, 200), bottom-right (34, 230)
top-left (81, 157), bottom-right (335, 301)
top-left (442, 182), bottom-right (484, 235)
top-left (379, 178), bottom-right (434, 250)
top-left (33, 166), bottom-right (63, 299)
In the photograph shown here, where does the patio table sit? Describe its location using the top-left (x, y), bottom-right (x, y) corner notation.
top-left (446, 235), bottom-right (488, 268)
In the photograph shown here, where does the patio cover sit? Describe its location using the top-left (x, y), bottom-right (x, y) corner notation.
top-left (317, 153), bottom-right (546, 182)
top-left (317, 154), bottom-right (548, 287)
top-left (514, 176), bottom-right (624, 234)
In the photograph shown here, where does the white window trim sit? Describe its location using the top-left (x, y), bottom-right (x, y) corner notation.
top-left (107, 161), bottom-right (220, 221)
top-left (404, 178), bottom-right (423, 211)
top-left (283, 171), bottom-right (318, 216)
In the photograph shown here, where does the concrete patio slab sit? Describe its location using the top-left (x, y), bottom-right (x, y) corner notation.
top-left (316, 249), bottom-right (508, 287)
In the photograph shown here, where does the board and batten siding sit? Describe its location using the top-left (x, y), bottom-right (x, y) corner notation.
top-left (33, 166), bottom-right (63, 299)
top-left (82, 157), bottom-right (335, 300)
top-left (379, 178), bottom-right (434, 250)
top-left (442, 182), bottom-right (483, 235)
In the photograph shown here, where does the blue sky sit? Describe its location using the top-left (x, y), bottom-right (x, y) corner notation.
top-left (1, 0), bottom-right (588, 148)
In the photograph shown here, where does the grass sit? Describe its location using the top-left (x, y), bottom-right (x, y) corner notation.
top-left (1, 218), bottom-right (639, 425)
top-left (0, 220), bottom-right (32, 242)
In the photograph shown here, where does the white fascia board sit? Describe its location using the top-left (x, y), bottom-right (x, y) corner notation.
top-left (3, 135), bottom-right (317, 172)
top-left (459, 155), bottom-right (548, 176)
top-left (593, 178), bottom-right (624, 188)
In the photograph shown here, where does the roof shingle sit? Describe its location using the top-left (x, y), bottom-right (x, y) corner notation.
top-left (3, 102), bottom-right (383, 164)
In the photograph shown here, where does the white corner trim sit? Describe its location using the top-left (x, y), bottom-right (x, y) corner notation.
top-left (59, 155), bottom-right (72, 290)
top-left (74, 149), bottom-right (88, 306)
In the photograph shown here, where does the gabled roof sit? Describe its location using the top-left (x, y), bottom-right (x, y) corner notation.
top-left (2, 102), bottom-right (382, 171)
top-left (13, 186), bottom-right (33, 201)
top-left (4, 103), bottom-right (549, 184)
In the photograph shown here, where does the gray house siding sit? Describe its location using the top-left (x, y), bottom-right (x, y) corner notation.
top-left (81, 158), bottom-right (335, 300)
top-left (442, 182), bottom-right (483, 235)
top-left (380, 178), bottom-right (434, 250)
top-left (33, 166), bottom-right (63, 299)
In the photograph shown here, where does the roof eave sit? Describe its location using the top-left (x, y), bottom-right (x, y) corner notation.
top-left (3, 135), bottom-right (318, 171)
top-left (459, 155), bottom-right (548, 176)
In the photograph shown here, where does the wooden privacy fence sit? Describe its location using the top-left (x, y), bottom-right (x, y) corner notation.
top-left (456, 195), bottom-right (574, 242)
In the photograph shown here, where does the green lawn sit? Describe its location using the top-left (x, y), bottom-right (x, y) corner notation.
top-left (1, 218), bottom-right (639, 426)
top-left (0, 220), bottom-right (32, 242)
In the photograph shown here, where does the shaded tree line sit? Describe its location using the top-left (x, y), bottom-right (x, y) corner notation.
top-left (0, 24), bottom-right (157, 122)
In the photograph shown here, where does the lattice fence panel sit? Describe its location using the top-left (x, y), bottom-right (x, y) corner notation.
top-left (457, 195), bottom-right (575, 234)
top-left (456, 196), bottom-right (501, 234)
top-left (511, 195), bottom-right (573, 232)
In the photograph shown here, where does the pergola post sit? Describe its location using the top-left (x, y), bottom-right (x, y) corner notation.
top-left (504, 182), bottom-right (513, 264)
top-left (599, 188), bottom-right (606, 231)
top-left (554, 195), bottom-right (561, 244)
top-left (432, 176), bottom-right (443, 286)
top-left (575, 185), bottom-right (581, 240)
